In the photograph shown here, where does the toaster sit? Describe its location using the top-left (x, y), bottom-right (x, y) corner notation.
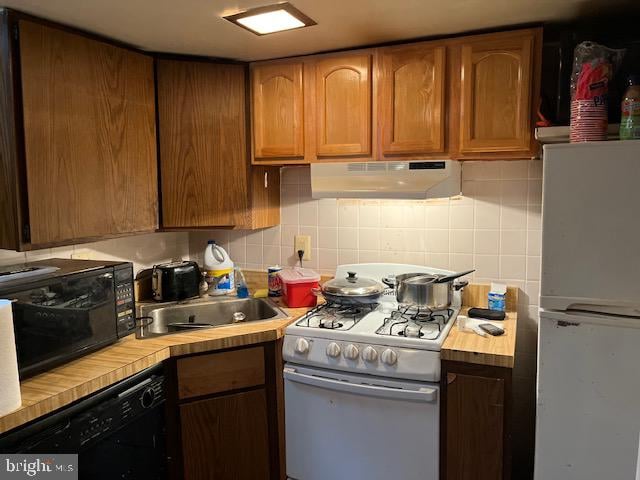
top-left (152, 261), bottom-right (201, 301)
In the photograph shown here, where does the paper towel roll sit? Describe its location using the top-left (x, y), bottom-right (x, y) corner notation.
top-left (0, 299), bottom-right (21, 415)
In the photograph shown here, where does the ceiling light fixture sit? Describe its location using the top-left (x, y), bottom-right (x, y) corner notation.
top-left (223, 2), bottom-right (316, 36)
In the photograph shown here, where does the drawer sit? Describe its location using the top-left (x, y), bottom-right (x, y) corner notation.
top-left (177, 347), bottom-right (265, 400)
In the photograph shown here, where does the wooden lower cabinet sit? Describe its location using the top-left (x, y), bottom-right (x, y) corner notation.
top-left (442, 361), bottom-right (512, 480)
top-left (180, 389), bottom-right (271, 480)
top-left (167, 342), bottom-right (284, 480)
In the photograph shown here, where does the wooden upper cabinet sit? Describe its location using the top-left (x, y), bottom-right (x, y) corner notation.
top-left (157, 59), bottom-right (248, 228)
top-left (252, 62), bottom-right (304, 159)
top-left (18, 19), bottom-right (158, 246)
top-left (379, 43), bottom-right (446, 155)
top-left (314, 54), bottom-right (372, 157)
top-left (157, 59), bottom-right (279, 230)
top-left (458, 30), bottom-right (538, 155)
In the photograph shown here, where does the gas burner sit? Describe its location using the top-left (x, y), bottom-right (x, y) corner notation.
top-left (295, 302), bottom-right (377, 330)
top-left (319, 319), bottom-right (343, 329)
top-left (376, 305), bottom-right (454, 341)
top-left (400, 324), bottom-right (423, 338)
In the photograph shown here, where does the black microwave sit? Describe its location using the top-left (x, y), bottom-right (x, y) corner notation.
top-left (0, 258), bottom-right (136, 379)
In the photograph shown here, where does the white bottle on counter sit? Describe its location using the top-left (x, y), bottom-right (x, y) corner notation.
top-left (204, 240), bottom-right (234, 295)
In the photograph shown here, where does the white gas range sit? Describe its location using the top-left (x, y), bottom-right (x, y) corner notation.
top-left (283, 263), bottom-right (462, 480)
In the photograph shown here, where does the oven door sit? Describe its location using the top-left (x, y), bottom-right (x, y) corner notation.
top-left (284, 364), bottom-right (439, 480)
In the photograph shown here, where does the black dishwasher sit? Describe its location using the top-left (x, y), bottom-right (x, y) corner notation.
top-left (0, 364), bottom-right (167, 480)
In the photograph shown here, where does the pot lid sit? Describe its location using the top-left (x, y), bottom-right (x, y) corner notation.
top-left (322, 272), bottom-right (384, 296)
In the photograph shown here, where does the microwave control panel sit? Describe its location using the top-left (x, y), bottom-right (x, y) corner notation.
top-left (114, 264), bottom-right (135, 337)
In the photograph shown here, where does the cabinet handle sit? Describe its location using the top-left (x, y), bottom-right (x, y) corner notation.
top-left (447, 373), bottom-right (457, 384)
top-left (264, 171), bottom-right (268, 188)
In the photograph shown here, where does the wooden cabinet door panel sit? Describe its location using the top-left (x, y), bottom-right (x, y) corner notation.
top-left (19, 20), bottom-right (157, 245)
top-left (446, 372), bottom-right (505, 480)
top-left (177, 347), bottom-right (265, 400)
top-left (315, 54), bottom-right (371, 156)
top-left (459, 33), bottom-right (533, 153)
top-left (380, 44), bottom-right (445, 154)
top-left (180, 389), bottom-right (270, 480)
top-left (157, 60), bottom-right (249, 228)
top-left (245, 166), bottom-right (280, 229)
top-left (252, 62), bottom-right (304, 158)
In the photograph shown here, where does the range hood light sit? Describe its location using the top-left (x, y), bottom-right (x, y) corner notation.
top-left (310, 160), bottom-right (462, 200)
top-left (223, 3), bottom-right (316, 36)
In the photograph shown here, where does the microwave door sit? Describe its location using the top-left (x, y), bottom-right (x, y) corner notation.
top-left (11, 270), bottom-right (118, 378)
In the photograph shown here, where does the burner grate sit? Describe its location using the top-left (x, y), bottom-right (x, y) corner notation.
top-left (376, 305), bottom-right (453, 340)
top-left (295, 301), bottom-right (378, 330)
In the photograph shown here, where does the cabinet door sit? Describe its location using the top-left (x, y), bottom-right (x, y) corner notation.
top-left (245, 167), bottom-right (280, 229)
top-left (252, 62), bottom-right (304, 158)
top-left (379, 44), bottom-right (445, 155)
top-left (180, 389), bottom-right (271, 480)
top-left (446, 372), bottom-right (505, 480)
top-left (314, 54), bottom-right (371, 156)
top-left (459, 32), bottom-right (534, 154)
top-left (19, 20), bottom-right (158, 245)
top-left (157, 59), bottom-right (249, 228)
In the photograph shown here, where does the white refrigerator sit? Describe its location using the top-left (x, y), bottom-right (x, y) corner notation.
top-left (535, 141), bottom-right (640, 480)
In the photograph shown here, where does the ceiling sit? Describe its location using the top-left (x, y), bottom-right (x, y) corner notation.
top-left (1, 0), bottom-right (614, 61)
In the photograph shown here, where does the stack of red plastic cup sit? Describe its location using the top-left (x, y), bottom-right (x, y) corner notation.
top-left (570, 99), bottom-right (608, 142)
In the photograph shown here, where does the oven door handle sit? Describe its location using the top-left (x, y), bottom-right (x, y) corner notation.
top-left (283, 368), bottom-right (437, 403)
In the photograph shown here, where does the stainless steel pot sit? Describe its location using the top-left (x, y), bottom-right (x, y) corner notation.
top-left (314, 271), bottom-right (385, 305)
top-left (382, 270), bottom-right (473, 309)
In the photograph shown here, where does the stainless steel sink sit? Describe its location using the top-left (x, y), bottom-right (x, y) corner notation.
top-left (135, 297), bottom-right (288, 338)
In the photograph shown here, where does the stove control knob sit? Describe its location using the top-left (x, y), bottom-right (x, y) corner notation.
top-left (344, 344), bottom-right (359, 360)
top-left (362, 346), bottom-right (378, 363)
top-left (381, 349), bottom-right (398, 366)
top-left (326, 342), bottom-right (341, 358)
top-left (295, 338), bottom-right (310, 355)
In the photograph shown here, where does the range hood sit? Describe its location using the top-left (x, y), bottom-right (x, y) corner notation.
top-left (310, 160), bottom-right (461, 199)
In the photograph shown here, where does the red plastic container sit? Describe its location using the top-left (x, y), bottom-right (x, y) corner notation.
top-left (278, 268), bottom-right (321, 308)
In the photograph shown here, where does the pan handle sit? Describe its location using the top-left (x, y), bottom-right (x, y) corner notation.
top-left (381, 276), bottom-right (396, 288)
top-left (454, 280), bottom-right (469, 291)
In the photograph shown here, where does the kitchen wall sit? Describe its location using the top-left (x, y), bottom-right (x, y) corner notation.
top-left (0, 232), bottom-right (190, 274)
top-left (189, 159), bottom-right (542, 478)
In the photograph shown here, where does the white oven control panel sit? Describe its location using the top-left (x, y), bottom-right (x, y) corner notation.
top-left (282, 335), bottom-right (441, 382)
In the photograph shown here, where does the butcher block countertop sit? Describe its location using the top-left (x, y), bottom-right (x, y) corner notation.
top-left (0, 305), bottom-right (307, 436)
top-left (0, 279), bottom-right (518, 435)
top-left (442, 284), bottom-right (519, 369)
top-left (441, 308), bottom-right (518, 368)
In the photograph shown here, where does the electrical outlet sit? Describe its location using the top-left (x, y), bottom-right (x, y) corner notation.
top-left (294, 235), bottom-right (311, 260)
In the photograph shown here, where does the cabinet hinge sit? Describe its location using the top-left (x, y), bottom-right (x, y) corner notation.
top-left (22, 224), bottom-right (30, 243)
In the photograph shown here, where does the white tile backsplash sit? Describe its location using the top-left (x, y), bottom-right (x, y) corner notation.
top-left (338, 227), bottom-right (358, 249)
top-left (450, 229), bottom-right (473, 254)
top-left (358, 228), bottom-right (380, 251)
top-left (501, 230), bottom-right (527, 255)
top-left (262, 226), bottom-right (281, 246)
top-left (200, 162), bottom-right (543, 287)
top-left (358, 201), bottom-right (380, 227)
top-left (426, 204), bottom-right (450, 229)
top-left (474, 229), bottom-right (500, 255)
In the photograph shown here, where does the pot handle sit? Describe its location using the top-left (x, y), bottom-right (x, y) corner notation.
top-left (454, 280), bottom-right (469, 291)
top-left (381, 276), bottom-right (396, 288)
